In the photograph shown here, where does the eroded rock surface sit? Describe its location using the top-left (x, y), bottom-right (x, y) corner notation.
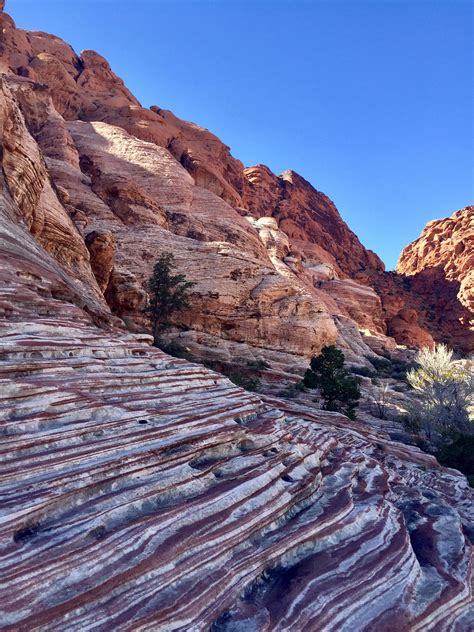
top-left (0, 209), bottom-right (472, 631)
top-left (2, 4), bottom-right (469, 355)
top-left (397, 207), bottom-right (474, 343)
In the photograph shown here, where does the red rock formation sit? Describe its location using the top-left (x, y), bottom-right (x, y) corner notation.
top-left (2, 1), bottom-right (472, 357)
top-left (397, 207), bottom-right (473, 308)
top-left (0, 4), bottom-right (473, 628)
top-left (2, 4), bottom-right (462, 356)
top-left (0, 76), bottom-right (105, 311)
top-left (85, 229), bottom-right (114, 292)
top-left (397, 207), bottom-right (473, 340)
top-left (243, 166), bottom-right (385, 277)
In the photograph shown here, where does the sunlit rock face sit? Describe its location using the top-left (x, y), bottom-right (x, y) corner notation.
top-left (242, 165), bottom-right (385, 278)
top-left (2, 4), bottom-right (468, 355)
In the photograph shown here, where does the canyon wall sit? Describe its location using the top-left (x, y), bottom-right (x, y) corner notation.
top-left (1, 4), bottom-right (471, 364)
top-left (397, 207), bottom-right (473, 345)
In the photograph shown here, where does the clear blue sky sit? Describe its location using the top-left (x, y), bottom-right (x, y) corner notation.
top-left (7, 0), bottom-right (473, 269)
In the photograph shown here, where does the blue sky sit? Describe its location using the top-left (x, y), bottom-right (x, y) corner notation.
top-left (8, 0), bottom-right (473, 269)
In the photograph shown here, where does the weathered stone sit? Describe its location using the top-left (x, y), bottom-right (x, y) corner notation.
top-left (85, 229), bottom-right (114, 292)
top-left (0, 221), bottom-right (472, 630)
top-left (1, 8), bottom-right (470, 352)
top-left (0, 5), bottom-right (472, 629)
top-left (397, 206), bottom-right (474, 339)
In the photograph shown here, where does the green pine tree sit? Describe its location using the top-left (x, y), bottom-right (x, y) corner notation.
top-left (303, 345), bottom-right (361, 419)
top-left (144, 252), bottom-right (196, 346)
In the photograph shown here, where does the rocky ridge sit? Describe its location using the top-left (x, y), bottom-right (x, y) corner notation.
top-left (397, 206), bottom-right (474, 334)
top-left (0, 4), bottom-right (471, 363)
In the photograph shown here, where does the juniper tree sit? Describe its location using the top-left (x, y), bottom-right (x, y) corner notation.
top-left (144, 252), bottom-right (195, 346)
top-left (303, 345), bottom-right (361, 419)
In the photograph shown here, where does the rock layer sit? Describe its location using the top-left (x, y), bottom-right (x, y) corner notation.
top-left (0, 3), bottom-right (473, 630)
top-left (0, 210), bottom-right (472, 630)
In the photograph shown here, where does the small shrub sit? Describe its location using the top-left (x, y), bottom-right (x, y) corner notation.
top-left (144, 252), bottom-right (196, 345)
top-left (437, 433), bottom-right (474, 485)
top-left (195, 358), bottom-right (263, 392)
top-left (368, 384), bottom-right (393, 419)
top-left (366, 355), bottom-right (391, 374)
top-left (228, 372), bottom-right (261, 392)
top-left (278, 382), bottom-right (305, 399)
top-left (414, 435), bottom-right (431, 453)
top-left (402, 414), bottom-right (421, 434)
top-left (406, 344), bottom-right (473, 440)
top-left (365, 355), bottom-right (413, 382)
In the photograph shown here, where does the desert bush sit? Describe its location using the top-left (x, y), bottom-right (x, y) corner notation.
top-left (203, 359), bottom-right (262, 392)
top-left (390, 359), bottom-right (414, 381)
top-left (365, 355), bottom-right (413, 382)
top-left (406, 344), bottom-right (473, 441)
top-left (437, 433), bottom-right (474, 486)
top-left (366, 355), bottom-right (392, 373)
top-left (228, 372), bottom-right (261, 392)
top-left (278, 382), bottom-right (306, 399)
top-left (401, 414), bottom-right (421, 434)
top-left (368, 383), bottom-right (393, 419)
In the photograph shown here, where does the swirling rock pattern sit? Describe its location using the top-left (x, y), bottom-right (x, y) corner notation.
top-left (0, 231), bottom-right (473, 630)
top-left (0, 194), bottom-right (473, 629)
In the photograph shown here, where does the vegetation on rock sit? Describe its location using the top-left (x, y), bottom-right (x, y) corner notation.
top-left (304, 346), bottom-right (361, 419)
top-left (368, 383), bottom-right (393, 420)
top-left (365, 355), bottom-right (414, 382)
top-left (437, 434), bottom-right (474, 487)
top-left (406, 344), bottom-right (473, 441)
top-left (144, 252), bottom-right (196, 346)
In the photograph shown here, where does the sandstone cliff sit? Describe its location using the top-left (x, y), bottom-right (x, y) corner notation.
top-left (0, 9), bottom-right (365, 370)
top-left (1, 152), bottom-right (473, 630)
top-left (397, 207), bottom-right (473, 340)
top-left (2, 4), bottom-right (470, 363)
